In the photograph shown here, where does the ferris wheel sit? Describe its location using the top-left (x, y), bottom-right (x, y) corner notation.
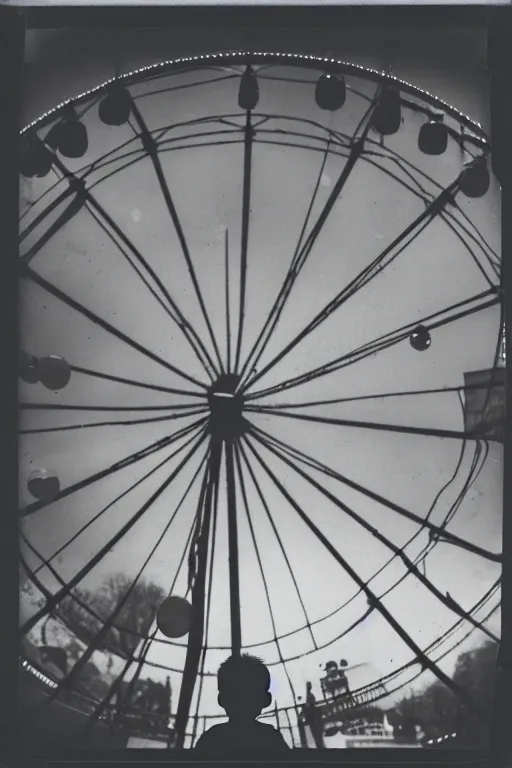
top-left (18, 52), bottom-right (503, 750)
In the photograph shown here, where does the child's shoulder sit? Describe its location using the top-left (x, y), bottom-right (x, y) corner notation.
top-left (254, 721), bottom-right (290, 745)
top-left (194, 722), bottom-right (229, 748)
top-left (255, 721), bottom-right (279, 731)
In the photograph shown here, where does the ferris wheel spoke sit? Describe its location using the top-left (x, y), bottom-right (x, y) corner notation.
top-left (130, 102), bottom-right (225, 376)
top-left (224, 228), bottom-right (233, 373)
top-left (250, 384), bottom-right (471, 411)
top-left (382, 604), bottom-right (501, 702)
top-left (20, 428), bottom-right (208, 643)
top-left (20, 198), bottom-right (86, 267)
top-left (247, 427), bottom-right (499, 643)
top-left (19, 406), bottom-right (209, 435)
top-left (80, 656), bottom-right (136, 744)
top-left (30, 434), bottom-right (209, 580)
top-left (191, 469), bottom-right (220, 747)
top-left (25, 438), bottom-right (209, 725)
top-left (248, 404), bottom-right (502, 441)
top-left (83, 116), bottom-right (243, 189)
top-left (243, 178), bottom-right (461, 394)
top-left (21, 532), bottom-right (71, 602)
top-left (89, 133), bottom-right (243, 194)
top-left (70, 363), bottom-right (205, 399)
top-left (237, 137), bottom-right (333, 386)
top-left (20, 263), bottom-right (207, 390)
top-left (236, 439), bottom-right (319, 651)
top-left (20, 540), bottom-right (142, 681)
top-left (242, 434), bottom-right (488, 721)
top-left (359, 150), bottom-right (498, 286)
top-left (361, 139), bottom-right (500, 273)
top-left (239, 103), bottom-right (377, 388)
top-left (78, 452), bottom-right (210, 742)
top-left (20, 401), bottom-right (205, 413)
top-left (19, 187), bottom-right (81, 255)
top-left (22, 533), bottom-right (142, 663)
top-left (21, 501), bottom-right (202, 662)
top-left (245, 289), bottom-right (500, 401)
top-left (234, 442), bottom-right (303, 657)
top-left (245, 419), bottom-right (464, 600)
top-left (243, 126), bottom-right (497, 289)
top-left (225, 441), bottom-right (242, 654)
top-left (46, 155), bottom-right (218, 380)
top-left (233, 111), bottom-right (255, 374)
top-left (247, 423), bottom-right (501, 565)
top-left (20, 415), bottom-right (208, 518)
top-left (73, 478), bottom-right (206, 662)
top-left (386, 153), bottom-right (500, 277)
top-left (233, 442), bottom-right (301, 705)
top-left (175, 443), bottom-right (222, 748)
top-left (85, 204), bottom-right (216, 382)
top-left (343, 587), bottom-right (500, 705)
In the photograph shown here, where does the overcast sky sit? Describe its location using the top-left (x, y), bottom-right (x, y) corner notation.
top-left (18, 48), bottom-right (502, 747)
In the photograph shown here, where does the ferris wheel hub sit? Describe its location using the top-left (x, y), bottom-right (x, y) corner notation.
top-left (207, 374), bottom-right (247, 443)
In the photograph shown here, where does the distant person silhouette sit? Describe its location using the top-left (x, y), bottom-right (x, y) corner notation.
top-left (194, 654), bottom-right (290, 752)
top-left (304, 681), bottom-right (323, 749)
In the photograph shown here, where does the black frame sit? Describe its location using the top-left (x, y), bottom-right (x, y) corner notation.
top-left (3, 5), bottom-right (511, 768)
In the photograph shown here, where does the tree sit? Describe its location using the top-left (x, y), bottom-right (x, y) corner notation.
top-left (57, 587), bottom-right (119, 652)
top-left (391, 641), bottom-right (498, 747)
top-left (74, 660), bottom-right (111, 701)
top-left (117, 676), bottom-right (172, 736)
top-left (57, 573), bottom-right (166, 660)
top-left (453, 641), bottom-right (497, 712)
top-left (449, 641), bottom-right (497, 747)
top-left (94, 574), bottom-right (166, 659)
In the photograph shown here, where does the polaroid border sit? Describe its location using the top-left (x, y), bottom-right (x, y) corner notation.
top-left (1, 4), bottom-right (510, 768)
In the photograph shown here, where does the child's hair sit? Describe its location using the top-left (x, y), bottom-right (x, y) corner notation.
top-left (216, 654), bottom-right (272, 719)
top-left (218, 654), bottom-right (271, 695)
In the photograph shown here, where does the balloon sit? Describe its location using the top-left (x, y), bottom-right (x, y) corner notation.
top-left (238, 67), bottom-right (259, 111)
top-left (315, 74), bottom-right (346, 112)
top-left (410, 325), bottom-right (431, 352)
top-left (19, 351), bottom-right (39, 384)
top-left (99, 86), bottom-right (132, 126)
top-left (418, 121), bottom-right (448, 155)
top-left (27, 469), bottom-right (60, 501)
top-left (156, 596), bottom-right (193, 638)
top-left (38, 355), bottom-right (71, 391)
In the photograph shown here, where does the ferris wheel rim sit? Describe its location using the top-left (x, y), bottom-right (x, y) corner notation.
top-left (21, 50), bottom-right (489, 142)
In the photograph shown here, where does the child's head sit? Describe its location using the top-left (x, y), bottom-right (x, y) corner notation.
top-left (217, 654), bottom-right (272, 721)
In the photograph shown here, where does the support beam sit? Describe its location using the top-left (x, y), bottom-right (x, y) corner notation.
top-left (234, 111), bottom-right (254, 373)
top-left (225, 440), bottom-right (242, 656)
top-left (174, 445), bottom-right (221, 748)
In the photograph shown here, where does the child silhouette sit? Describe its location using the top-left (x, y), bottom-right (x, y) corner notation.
top-left (194, 654), bottom-right (289, 752)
